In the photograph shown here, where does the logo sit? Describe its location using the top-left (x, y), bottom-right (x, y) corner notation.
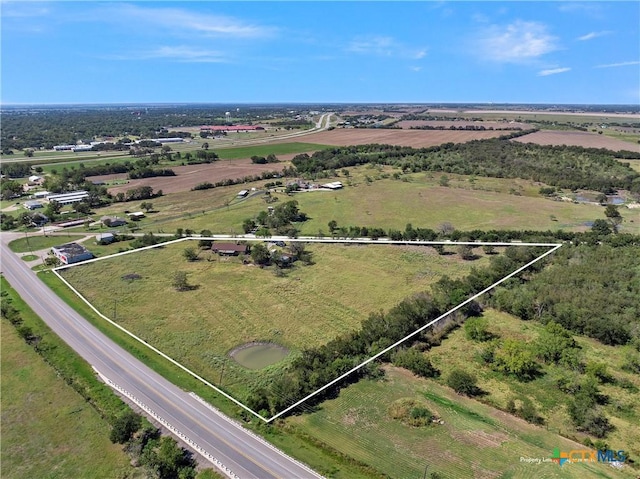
top-left (550, 447), bottom-right (626, 466)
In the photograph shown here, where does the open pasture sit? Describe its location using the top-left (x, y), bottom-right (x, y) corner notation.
top-left (287, 365), bottom-right (636, 479)
top-left (109, 169), bottom-right (628, 237)
top-left (513, 130), bottom-right (640, 152)
top-left (59, 241), bottom-right (494, 399)
top-left (1, 297), bottom-right (135, 479)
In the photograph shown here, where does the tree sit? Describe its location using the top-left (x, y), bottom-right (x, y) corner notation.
top-left (0, 179), bottom-right (23, 200)
top-left (172, 271), bottom-right (191, 291)
top-left (464, 317), bottom-right (492, 342)
top-left (109, 411), bottom-right (142, 444)
top-left (201, 142), bottom-right (209, 150)
top-left (457, 244), bottom-right (475, 260)
top-left (24, 149), bottom-right (34, 157)
top-left (535, 321), bottom-right (577, 364)
top-left (447, 369), bottom-right (479, 396)
top-left (604, 205), bottom-right (622, 232)
top-left (328, 220), bottom-right (338, 234)
top-left (183, 247), bottom-right (199, 262)
top-left (439, 174), bottom-right (449, 187)
top-left (73, 201), bottom-right (91, 215)
top-left (140, 201), bottom-right (154, 213)
top-left (493, 339), bottom-right (539, 381)
top-left (44, 200), bottom-right (61, 220)
top-left (250, 243), bottom-right (271, 265)
top-left (242, 218), bottom-right (256, 233)
top-left (591, 219), bottom-right (612, 236)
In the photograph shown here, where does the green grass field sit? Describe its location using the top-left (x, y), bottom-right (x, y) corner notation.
top-left (1, 298), bottom-right (137, 479)
top-left (287, 365), bottom-right (635, 479)
top-left (9, 233), bottom-right (89, 253)
top-left (59, 240), bottom-right (495, 400)
top-left (33, 142), bottom-right (326, 174)
top-left (106, 167), bottom-right (627, 236)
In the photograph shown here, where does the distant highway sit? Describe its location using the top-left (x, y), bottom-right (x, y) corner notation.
top-left (0, 233), bottom-right (323, 479)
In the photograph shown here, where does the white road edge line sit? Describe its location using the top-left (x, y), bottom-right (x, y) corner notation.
top-left (93, 368), bottom-right (240, 479)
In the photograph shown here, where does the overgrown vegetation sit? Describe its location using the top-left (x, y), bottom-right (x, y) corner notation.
top-left (292, 139), bottom-right (640, 194)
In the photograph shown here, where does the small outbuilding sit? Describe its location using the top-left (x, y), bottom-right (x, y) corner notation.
top-left (211, 242), bottom-right (248, 256)
top-left (95, 233), bottom-right (115, 244)
top-left (24, 200), bottom-right (43, 210)
top-left (237, 190), bottom-right (249, 198)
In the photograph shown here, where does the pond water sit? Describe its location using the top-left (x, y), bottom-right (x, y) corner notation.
top-left (231, 343), bottom-right (289, 369)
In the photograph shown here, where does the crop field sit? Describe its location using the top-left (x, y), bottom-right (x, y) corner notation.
top-left (59, 241), bottom-right (495, 401)
top-left (280, 128), bottom-right (506, 147)
top-left (287, 365), bottom-right (636, 479)
top-left (1, 319), bottom-right (135, 479)
top-left (102, 158), bottom-right (288, 195)
top-left (513, 130), bottom-right (640, 152)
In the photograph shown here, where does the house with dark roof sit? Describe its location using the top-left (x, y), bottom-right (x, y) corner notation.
top-left (211, 242), bottom-right (248, 256)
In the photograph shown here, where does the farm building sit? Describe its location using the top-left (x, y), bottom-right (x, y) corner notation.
top-left (237, 190), bottom-right (249, 198)
top-left (211, 243), bottom-right (248, 256)
top-left (33, 191), bottom-right (50, 199)
top-left (51, 243), bottom-right (94, 265)
top-left (95, 233), bottom-right (115, 244)
top-left (28, 175), bottom-right (43, 183)
top-left (100, 215), bottom-right (127, 227)
top-left (127, 211), bottom-right (146, 220)
top-left (30, 213), bottom-right (49, 227)
top-left (24, 200), bottom-right (43, 210)
top-left (155, 138), bottom-right (185, 144)
top-left (46, 190), bottom-right (89, 205)
top-left (321, 181), bottom-right (343, 190)
top-left (200, 125), bottom-right (264, 133)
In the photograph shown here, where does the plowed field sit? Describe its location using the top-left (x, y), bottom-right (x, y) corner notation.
top-left (99, 157), bottom-right (291, 195)
top-left (513, 130), bottom-right (640, 152)
top-left (280, 128), bottom-right (505, 147)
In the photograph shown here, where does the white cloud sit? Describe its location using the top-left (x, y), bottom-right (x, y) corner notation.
top-left (1, 1), bottom-right (50, 18)
top-left (108, 46), bottom-right (228, 63)
top-left (577, 31), bottom-right (611, 41)
top-left (595, 60), bottom-right (640, 69)
top-left (410, 66), bottom-right (423, 72)
top-left (477, 20), bottom-right (558, 63)
top-left (103, 4), bottom-right (274, 38)
top-left (538, 67), bottom-right (571, 76)
top-left (347, 35), bottom-right (427, 59)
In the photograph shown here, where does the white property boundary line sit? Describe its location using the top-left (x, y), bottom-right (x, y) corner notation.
top-left (53, 236), bottom-right (562, 423)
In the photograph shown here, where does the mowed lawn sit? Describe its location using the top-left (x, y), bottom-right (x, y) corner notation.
top-left (60, 241), bottom-right (495, 397)
top-left (0, 321), bottom-right (136, 479)
top-left (287, 365), bottom-right (636, 479)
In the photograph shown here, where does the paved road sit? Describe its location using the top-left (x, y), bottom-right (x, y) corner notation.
top-left (0, 234), bottom-right (323, 479)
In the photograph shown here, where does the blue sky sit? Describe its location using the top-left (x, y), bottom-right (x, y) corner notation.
top-left (2, 1), bottom-right (639, 104)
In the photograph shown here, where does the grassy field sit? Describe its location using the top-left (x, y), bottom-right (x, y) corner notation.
top-left (1, 288), bottom-right (137, 479)
top-left (59, 240), bottom-right (496, 400)
top-left (32, 142), bottom-right (326, 174)
top-left (9, 233), bottom-right (89, 253)
top-left (100, 166), bottom-right (626, 236)
top-left (35, 270), bottom-right (384, 479)
top-left (287, 365), bottom-right (635, 479)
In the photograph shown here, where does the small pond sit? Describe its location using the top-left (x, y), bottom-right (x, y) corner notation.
top-left (230, 343), bottom-right (289, 370)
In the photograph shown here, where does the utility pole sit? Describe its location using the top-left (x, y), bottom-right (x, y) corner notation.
top-left (422, 463), bottom-right (429, 479)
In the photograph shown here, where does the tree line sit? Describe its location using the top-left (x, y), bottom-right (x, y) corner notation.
top-left (291, 139), bottom-right (640, 194)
